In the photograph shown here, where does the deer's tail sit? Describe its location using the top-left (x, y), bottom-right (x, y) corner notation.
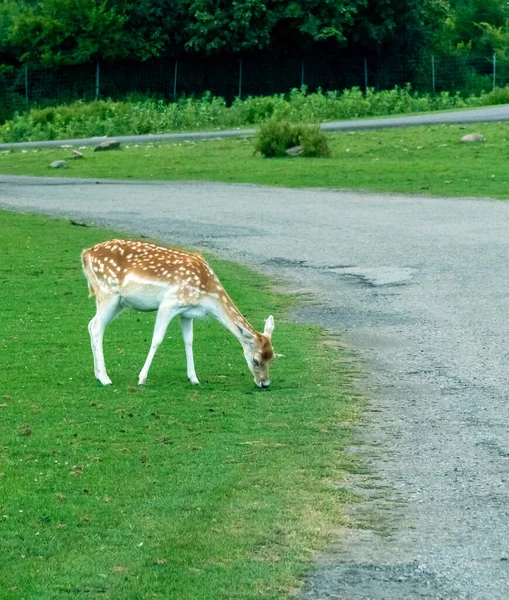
top-left (81, 249), bottom-right (97, 298)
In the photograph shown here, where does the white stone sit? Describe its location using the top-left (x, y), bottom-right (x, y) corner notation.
top-left (461, 133), bottom-right (485, 143)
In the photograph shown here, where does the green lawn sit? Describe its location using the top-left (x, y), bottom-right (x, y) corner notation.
top-left (1, 122), bottom-right (509, 198)
top-left (0, 210), bottom-right (362, 600)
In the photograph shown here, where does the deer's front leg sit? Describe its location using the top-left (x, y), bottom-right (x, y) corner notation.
top-left (138, 306), bottom-right (177, 386)
top-left (88, 296), bottom-right (123, 385)
top-left (180, 316), bottom-right (200, 385)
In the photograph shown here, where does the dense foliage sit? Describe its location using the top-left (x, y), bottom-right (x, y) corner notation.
top-left (2, 0), bottom-right (509, 68)
top-left (2, 85), bottom-right (509, 143)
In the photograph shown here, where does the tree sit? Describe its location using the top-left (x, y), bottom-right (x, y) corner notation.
top-left (350, 0), bottom-right (453, 56)
top-left (279, 0), bottom-right (360, 44)
top-left (126, 0), bottom-right (188, 56)
top-left (184, 0), bottom-right (366, 54)
top-left (0, 0), bottom-right (20, 59)
top-left (184, 0), bottom-right (277, 53)
top-left (451, 0), bottom-right (509, 55)
top-left (8, 0), bottom-right (162, 65)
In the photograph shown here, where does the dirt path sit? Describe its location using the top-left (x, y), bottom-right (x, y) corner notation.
top-left (2, 176), bottom-right (509, 599)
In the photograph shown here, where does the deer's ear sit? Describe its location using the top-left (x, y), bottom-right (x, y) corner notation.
top-left (236, 324), bottom-right (254, 341)
top-left (264, 315), bottom-right (275, 338)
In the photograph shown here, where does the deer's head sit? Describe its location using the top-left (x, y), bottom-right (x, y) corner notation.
top-left (237, 316), bottom-right (275, 388)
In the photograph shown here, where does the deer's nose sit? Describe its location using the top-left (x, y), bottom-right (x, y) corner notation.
top-left (258, 380), bottom-right (270, 388)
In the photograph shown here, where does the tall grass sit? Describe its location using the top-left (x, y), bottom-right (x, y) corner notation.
top-left (1, 84), bottom-right (509, 143)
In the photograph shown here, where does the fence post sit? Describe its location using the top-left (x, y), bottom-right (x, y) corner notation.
top-left (431, 55), bottom-right (436, 93)
top-left (493, 52), bottom-right (497, 89)
top-left (364, 58), bottom-right (368, 90)
top-left (95, 59), bottom-right (100, 100)
top-left (173, 59), bottom-right (178, 100)
top-left (301, 58), bottom-right (305, 88)
top-left (24, 64), bottom-right (29, 111)
top-left (238, 58), bottom-right (243, 98)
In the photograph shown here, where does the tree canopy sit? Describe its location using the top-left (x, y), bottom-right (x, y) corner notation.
top-left (3, 0), bottom-right (509, 66)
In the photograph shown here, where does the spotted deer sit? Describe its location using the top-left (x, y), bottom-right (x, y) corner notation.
top-left (81, 239), bottom-right (275, 387)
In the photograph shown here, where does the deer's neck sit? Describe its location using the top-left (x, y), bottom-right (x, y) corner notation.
top-left (208, 293), bottom-right (257, 345)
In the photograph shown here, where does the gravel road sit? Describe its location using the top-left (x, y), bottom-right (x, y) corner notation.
top-left (0, 103), bottom-right (508, 149)
top-left (1, 176), bottom-right (509, 599)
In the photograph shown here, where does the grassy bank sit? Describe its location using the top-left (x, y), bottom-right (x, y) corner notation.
top-left (1, 122), bottom-right (509, 199)
top-left (0, 210), bottom-right (362, 600)
top-left (1, 85), bottom-right (509, 143)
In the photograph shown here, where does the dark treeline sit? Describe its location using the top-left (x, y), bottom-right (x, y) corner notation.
top-left (1, 0), bottom-right (509, 120)
top-left (1, 0), bottom-right (509, 68)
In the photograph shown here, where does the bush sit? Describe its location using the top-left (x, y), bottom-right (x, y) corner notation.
top-left (300, 124), bottom-right (331, 157)
top-left (254, 120), bottom-right (299, 157)
top-left (254, 120), bottom-right (330, 158)
top-left (481, 85), bottom-right (509, 106)
top-left (3, 84), bottom-right (509, 143)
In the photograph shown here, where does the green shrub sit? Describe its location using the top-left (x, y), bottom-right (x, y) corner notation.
top-left (481, 85), bottom-right (509, 106)
top-left (254, 120), bottom-right (299, 157)
top-left (254, 120), bottom-right (330, 158)
top-left (2, 84), bottom-right (509, 143)
top-left (300, 124), bottom-right (331, 157)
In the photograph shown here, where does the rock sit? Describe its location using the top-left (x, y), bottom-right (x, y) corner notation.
top-left (461, 133), bottom-right (485, 143)
top-left (50, 160), bottom-right (68, 168)
top-left (72, 150), bottom-right (84, 159)
top-left (94, 140), bottom-right (121, 152)
top-left (285, 145), bottom-right (303, 156)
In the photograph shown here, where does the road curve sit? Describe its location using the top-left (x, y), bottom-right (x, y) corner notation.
top-left (1, 176), bottom-right (509, 599)
top-left (0, 104), bottom-right (508, 150)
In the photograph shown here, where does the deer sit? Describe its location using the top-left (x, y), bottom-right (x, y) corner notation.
top-left (81, 239), bottom-right (275, 388)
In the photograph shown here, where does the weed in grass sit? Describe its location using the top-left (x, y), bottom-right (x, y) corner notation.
top-left (0, 210), bottom-right (362, 600)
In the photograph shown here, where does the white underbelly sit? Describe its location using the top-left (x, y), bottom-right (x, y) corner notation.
top-left (121, 296), bottom-right (159, 312)
top-left (120, 277), bottom-right (174, 312)
top-left (118, 276), bottom-right (214, 317)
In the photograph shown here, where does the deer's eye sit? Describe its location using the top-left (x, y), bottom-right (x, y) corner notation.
top-left (252, 358), bottom-right (260, 367)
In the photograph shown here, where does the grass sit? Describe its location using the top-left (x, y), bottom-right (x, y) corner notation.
top-left (1, 122), bottom-right (509, 199)
top-left (0, 210), bottom-right (362, 600)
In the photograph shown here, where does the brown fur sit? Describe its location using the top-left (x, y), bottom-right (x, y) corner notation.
top-left (81, 239), bottom-right (276, 387)
top-left (82, 239), bottom-right (252, 330)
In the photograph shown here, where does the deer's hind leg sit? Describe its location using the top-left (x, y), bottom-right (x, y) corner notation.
top-left (88, 294), bottom-right (123, 385)
top-left (180, 316), bottom-right (199, 385)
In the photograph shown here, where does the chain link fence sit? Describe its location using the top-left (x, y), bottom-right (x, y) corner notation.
top-left (1, 53), bottom-right (508, 121)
